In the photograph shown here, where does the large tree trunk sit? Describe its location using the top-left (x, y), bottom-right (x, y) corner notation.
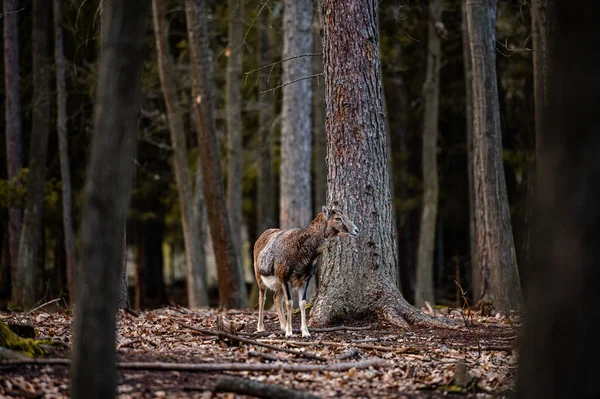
top-left (415, 0), bottom-right (442, 308)
top-left (516, 1), bottom-right (600, 396)
top-left (310, 0), bottom-right (452, 329)
top-left (70, 1), bottom-right (149, 398)
top-left (466, 0), bottom-right (522, 313)
top-left (257, 6), bottom-right (276, 235)
top-left (280, 0), bottom-right (312, 230)
top-left (185, 0), bottom-right (247, 309)
top-left (152, 0), bottom-right (208, 308)
top-left (461, 0), bottom-right (478, 303)
top-left (14, 0), bottom-right (52, 309)
top-left (54, 0), bottom-right (77, 304)
top-left (226, 0), bottom-right (244, 261)
top-left (3, 0), bottom-right (23, 298)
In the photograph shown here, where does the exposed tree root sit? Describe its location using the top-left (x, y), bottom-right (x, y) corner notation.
top-left (0, 321), bottom-right (65, 358)
top-left (309, 275), bottom-right (459, 330)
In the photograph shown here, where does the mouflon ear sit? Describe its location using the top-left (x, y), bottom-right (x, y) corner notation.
top-left (322, 206), bottom-right (331, 218)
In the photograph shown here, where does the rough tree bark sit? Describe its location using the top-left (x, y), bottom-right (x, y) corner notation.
top-left (185, 0), bottom-right (247, 309)
top-left (309, 0), bottom-right (452, 328)
top-left (280, 0), bottom-right (313, 230)
top-left (466, 0), bottom-right (522, 312)
top-left (516, 1), bottom-right (600, 396)
top-left (70, 1), bottom-right (149, 398)
top-left (415, 0), bottom-right (442, 308)
top-left (226, 0), bottom-right (244, 260)
top-left (461, 0), bottom-right (479, 303)
top-left (152, 0), bottom-right (208, 308)
top-left (3, 0), bottom-right (23, 299)
top-left (54, 0), bottom-right (77, 304)
top-left (15, 0), bottom-right (52, 309)
top-left (257, 5), bottom-right (276, 235)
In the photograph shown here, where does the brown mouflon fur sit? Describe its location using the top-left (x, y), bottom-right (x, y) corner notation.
top-left (254, 206), bottom-right (359, 337)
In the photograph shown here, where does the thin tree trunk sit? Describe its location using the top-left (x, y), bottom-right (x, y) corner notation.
top-left (311, 2), bottom-right (326, 296)
top-left (3, 0), bottom-right (23, 298)
top-left (415, 0), bottom-right (442, 308)
top-left (226, 0), bottom-right (244, 261)
top-left (516, 2), bottom-right (600, 396)
top-left (310, 0), bottom-right (453, 329)
top-left (461, 0), bottom-right (478, 303)
top-left (152, 0), bottom-right (208, 308)
top-left (54, 0), bottom-right (76, 304)
top-left (70, 1), bottom-right (149, 397)
top-left (466, 0), bottom-right (522, 312)
top-left (312, 4), bottom-right (326, 211)
top-left (119, 222), bottom-right (129, 308)
top-left (14, 0), bottom-right (52, 309)
top-left (528, 0), bottom-right (555, 299)
top-left (280, 0), bottom-right (312, 230)
top-left (257, 6), bottom-right (276, 235)
top-left (185, 0), bottom-right (247, 309)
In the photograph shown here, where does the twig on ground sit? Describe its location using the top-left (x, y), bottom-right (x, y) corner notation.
top-left (0, 358), bottom-right (388, 373)
top-left (214, 375), bottom-right (321, 399)
top-left (337, 347), bottom-right (362, 360)
top-left (177, 322), bottom-right (328, 362)
top-left (25, 299), bottom-right (62, 316)
top-left (454, 280), bottom-right (482, 358)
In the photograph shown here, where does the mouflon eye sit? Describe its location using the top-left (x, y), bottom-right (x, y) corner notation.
top-left (335, 217), bottom-right (341, 221)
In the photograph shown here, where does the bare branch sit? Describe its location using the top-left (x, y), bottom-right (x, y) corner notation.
top-left (260, 73), bottom-right (324, 95)
top-left (244, 53), bottom-right (323, 86)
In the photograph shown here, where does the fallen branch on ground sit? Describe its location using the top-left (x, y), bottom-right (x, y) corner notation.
top-left (242, 325), bottom-right (372, 338)
top-left (177, 322), bottom-right (328, 362)
top-left (214, 375), bottom-right (321, 399)
top-left (258, 339), bottom-right (398, 352)
top-left (0, 358), bottom-right (388, 372)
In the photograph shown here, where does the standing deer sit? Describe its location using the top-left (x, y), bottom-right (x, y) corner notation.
top-left (253, 206), bottom-right (359, 337)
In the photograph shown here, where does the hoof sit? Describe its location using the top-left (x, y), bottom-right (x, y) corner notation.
top-left (256, 326), bottom-right (265, 333)
top-left (302, 331), bottom-right (311, 338)
top-left (285, 330), bottom-right (293, 338)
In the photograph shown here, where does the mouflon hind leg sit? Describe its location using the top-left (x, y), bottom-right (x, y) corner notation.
top-left (299, 277), bottom-right (312, 337)
top-left (284, 282), bottom-right (294, 337)
top-left (273, 287), bottom-right (286, 331)
top-left (257, 285), bottom-right (266, 332)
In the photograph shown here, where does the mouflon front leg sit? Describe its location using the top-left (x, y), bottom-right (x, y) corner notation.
top-left (273, 287), bottom-right (286, 331)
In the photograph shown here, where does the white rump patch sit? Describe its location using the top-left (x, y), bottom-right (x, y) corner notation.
top-left (261, 275), bottom-right (280, 291)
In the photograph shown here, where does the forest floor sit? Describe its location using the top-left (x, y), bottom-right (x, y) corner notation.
top-left (0, 304), bottom-right (518, 398)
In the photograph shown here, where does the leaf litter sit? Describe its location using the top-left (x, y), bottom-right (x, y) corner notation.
top-left (0, 305), bottom-right (518, 398)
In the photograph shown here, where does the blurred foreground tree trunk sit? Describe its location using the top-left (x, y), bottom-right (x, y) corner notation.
top-left (415, 0), bottom-right (443, 308)
top-left (15, 0), bottom-right (52, 309)
top-left (516, 1), bottom-right (600, 397)
top-left (3, 0), bottom-right (23, 300)
top-left (185, 0), bottom-right (247, 309)
top-left (461, 0), bottom-right (478, 303)
top-left (54, 0), bottom-right (77, 304)
top-left (280, 0), bottom-right (312, 230)
top-left (466, 0), bottom-right (522, 312)
top-left (152, 0), bottom-right (208, 308)
top-left (310, 0), bottom-right (451, 329)
top-left (226, 0), bottom-right (244, 261)
top-left (70, 1), bottom-right (149, 398)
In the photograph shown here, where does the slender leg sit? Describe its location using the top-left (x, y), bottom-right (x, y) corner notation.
top-left (299, 277), bottom-right (312, 337)
top-left (273, 288), bottom-right (286, 331)
top-left (257, 286), bottom-right (266, 332)
top-left (284, 282), bottom-right (293, 337)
